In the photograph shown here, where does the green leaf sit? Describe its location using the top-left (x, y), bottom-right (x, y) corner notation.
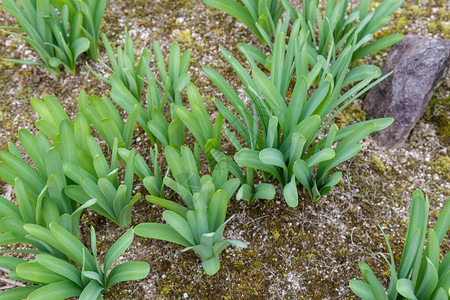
top-left (234, 149), bottom-right (282, 182)
top-left (283, 175), bottom-right (298, 207)
top-left (415, 257), bottom-right (439, 299)
top-left (163, 177), bottom-right (194, 209)
top-left (432, 288), bottom-right (448, 300)
top-left (0, 285), bottom-right (40, 300)
top-left (396, 278), bottom-right (417, 300)
top-left (106, 261), bottom-right (150, 289)
top-left (163, 210), bottom-right (196, 245)
top-left (349, 280), bottom-right (376, 300)
top-left (433, 198), bottom-right (450, 244)
top-left (259, 148), bottom-right (287, 172)
top-left (49, 222), bottom-right (96, 271)
top-left (27, 280), bottom-right (82, 300)
top-left (104, 228), bottom-right (134, 273)
top-left (79, 280), bottom-right (104, 300)
top-left (145, 195), bottom-right (188, 218)
top-left (16, 262), bottom-right (67, 284)
top-left (143, 176), bottom-right (163, 197)
top-left (59, 120), bottom-right (77, 164)
top-left (253, 183), bottom-right (276, 201)
top-left (0, 256), bottom-right (27, 271)
top-left (211, 159), bottom-right (229, 190)
top-left (220, 178), bottom-right (240, 201)
top-left (359, 263), bottom-right (388, 300)
top-left (202, 0), bottom-right (261, 41)
top-left (36, 254), bottom-right (83, 287)
top-left (201, 256), bottom-right (221, 276)
top-left (398, 190), bottom-right (429, 279)
top-left (293, 159), bottom-right (312, 191)
top-left (0, 195), bottom-right (21, 220)
top-left (424, 229), bottom-right (440, 275)
top-left (305, 148), bottom-right (335, 167)
top-left (252, 68), bottom-right (287, 126)
top-left (134, 223), bottom-right (192, 247)
top-left (80, 177), bottom-right (115, 218)
top-left (22, 223), bottom-right (64, 253)
top-left (71, 37), bottom-right (90, 61)
top-left (207, 190), bottom-right (228, 232)
top-left (352, 34), bottom-right (403, 62)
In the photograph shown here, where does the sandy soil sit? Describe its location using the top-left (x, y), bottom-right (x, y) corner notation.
top-left (0, 0), bottom-right (448, 299)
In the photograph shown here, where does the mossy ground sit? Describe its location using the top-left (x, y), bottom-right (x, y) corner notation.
top-left (0, 0), bottom-right (448, 299)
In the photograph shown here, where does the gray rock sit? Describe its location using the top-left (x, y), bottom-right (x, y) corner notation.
top-left (365, 34), bottom-right (450, 147)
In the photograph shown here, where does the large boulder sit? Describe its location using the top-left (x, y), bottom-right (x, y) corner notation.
top-left (365, 34), bottom-right (450, 147)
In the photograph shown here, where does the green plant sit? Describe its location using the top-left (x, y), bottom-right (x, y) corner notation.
top-left (78, 90), bottom-right (138, 149)
top-left (30, 94), bottom-right (141, 227)
top-left (118, 145), bottom-right (164, 197)
top-left (202, 0), bottom-right (284, 45)
top-left (236, 14), bottom-right (292, 72)
top-left (154, 145), bottom-right (240, 209)
top-left (135, 145), bottom-right (244, 275)
top-left (89, 30), bottom-right (189, 146)
top-left (0, 0), bottom-right (106, 75)
top-left (64, 138), bottom-right (141, 228)
top-left (206, 23), bottom-right (393, 205)
top-left (136, 192), bottom-right (247, 276)
top-left (174, 82), bottom-right (223, 172)
top-left (350, 190), bottom-right (450, 299)
top-left (0, 128), bottom-right (97, 249)
top-left (0, 178), bottom-right (94, 254)
top-left (51, 0), bottom-right (106, 61)
top-left (282, 0), bottom-right (404, 62)
top-left (0, 224), bottom-right (149, 299)
top-left (32, 91), bottom-right (137, 150)
top-left (31, 94), bottom-right (91, 147)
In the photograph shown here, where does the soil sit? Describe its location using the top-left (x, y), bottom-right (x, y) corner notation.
top-left (0, 0), bottom-right (448, 299)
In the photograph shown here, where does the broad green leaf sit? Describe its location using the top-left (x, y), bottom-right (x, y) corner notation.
top-left (163, 210), bottom-right (196, 245)
top-left (211, 159), bottom-right (229, 190)
top-left (259, 148), bottom-right (287, 172)
top-left (252, 68), bottom-right (287, 127)
top-left (27, 280), bottom-right (82, 300)
top-left (305, 148), bottom-right (335, 167)
top-left (71, 37), bottom-right (90, 61)
top-left (253, 183), bottom-right (276, 201)
top-left (207, 190), bottom-right (228, 232)
top-left (0, 285), bottom-right (40, 300)
top-left (396, 278), bottom-right (417, 300)
top-left (415, 257), bottom-right (438, 299)
top-left (134, 223), bottom-right (191, 247)
top-left (0, 256), bottom-right (27, 271)
top-left (349, 280), bottom-right (377, 300)
top-left (433, 199), bottom-right (450, 244)
top-left (79, 280), bottom-right (103, 300)
top-left (36, 254), bottom-right (83, 287)
top-left (283, 175), bottom-right (298, 207)
top-left (234, 149), bottom-right (282, 182)
top-left (293, 159), bottom-right (312, 191)
top-left (145, 195), bottom-right (188, 218)
top-left (104, 228), bottom-right (134, 273)
top-left (0, 195), bottom-right (21, 220)
top-left (359, 263), bottom-right (388, 300)
top-left (201, 256), bottom-right (221, 276)
top-left (16, 262), bottom-right (66, 284)
top-left (398, 190), bottom-right (429, 278)
top-left (106, 261), bottom-right (149, 289)
top-left (49, 222), bottom-right (96, 271)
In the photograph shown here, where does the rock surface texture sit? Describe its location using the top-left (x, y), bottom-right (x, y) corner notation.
top-left (365, 34), bottom-right (450, 147)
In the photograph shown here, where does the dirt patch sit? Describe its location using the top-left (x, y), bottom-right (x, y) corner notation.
top-left (0, 0), bottom-right (448, 299)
